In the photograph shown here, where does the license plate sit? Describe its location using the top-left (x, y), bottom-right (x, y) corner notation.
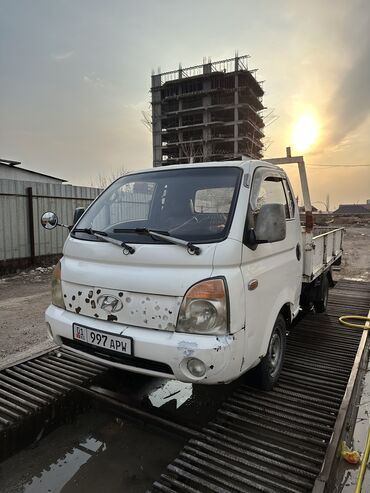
top-left (72, 324), bottom-right (133, 355)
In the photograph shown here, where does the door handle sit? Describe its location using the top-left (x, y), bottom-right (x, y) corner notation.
top-left (296, 243), bottom-right (302, 261)
top-left (248, 279), bottom-right (258, 291)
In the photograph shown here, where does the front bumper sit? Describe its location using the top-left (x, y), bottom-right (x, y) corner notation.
top-left (45, 305), bottom-right (246, 384)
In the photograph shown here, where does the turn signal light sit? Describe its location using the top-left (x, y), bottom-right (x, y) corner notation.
top-left (177, 278), bottom-right (228, 335)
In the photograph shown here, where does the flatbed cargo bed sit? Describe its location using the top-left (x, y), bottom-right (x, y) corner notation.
top-left (302, 227), bottom-right (344, 282)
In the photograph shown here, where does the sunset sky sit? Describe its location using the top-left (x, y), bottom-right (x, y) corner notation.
top-left (1, 0), bottom-right (369, 209)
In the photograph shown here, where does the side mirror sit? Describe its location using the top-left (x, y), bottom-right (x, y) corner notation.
top-left (73, 207), bottom-right (85, 224)
top-left (41, 211), bottom-right (58, 230)
top-left (253, 203), bottom-right (286, 244)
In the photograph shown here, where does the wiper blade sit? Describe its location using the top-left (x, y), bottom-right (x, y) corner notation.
top-left (136, 228), bottom-right (201, 256)
top-left (113, 228), bottom-right (168, 236)
top-left (112, 227), bottom-right (201, 255)
top-left (72, 228), bottom-right (135, 255)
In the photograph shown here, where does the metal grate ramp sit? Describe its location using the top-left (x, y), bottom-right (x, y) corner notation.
top-left (151, 280), bottom-right (370, 493)
top-left (0, 347), bottom-right (107, 460)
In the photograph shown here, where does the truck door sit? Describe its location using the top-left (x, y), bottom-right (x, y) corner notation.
top-left (241, 168), bottom-right (302, 369)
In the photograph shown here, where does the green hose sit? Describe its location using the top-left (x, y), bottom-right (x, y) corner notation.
top-left (355, 427), bottom-right (370, 493)
top-left (339, 316), bottom-right (370, 330)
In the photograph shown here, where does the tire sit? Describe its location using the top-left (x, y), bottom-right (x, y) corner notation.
top-left (300, 299), bottom-right (313, 313)
top-left (255, 314), bottom-right (286, 390)
top-left (314, 275), bottom-right (329, 313)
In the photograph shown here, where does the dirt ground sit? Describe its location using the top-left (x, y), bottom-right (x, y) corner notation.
top-left (0, 266), bottom-right (55, 364)
top-left (339, 226), bottom-right (370, 282)
top-left (0, 225), bottom-right (369, 364)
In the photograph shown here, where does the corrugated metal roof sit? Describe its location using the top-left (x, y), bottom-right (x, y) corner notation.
top-left (0, 160), bottom-right (66, 182)
top-left (333, 204), bottom-right (370, 214)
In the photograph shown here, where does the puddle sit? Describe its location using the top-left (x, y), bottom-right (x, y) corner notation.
top-left (24, 437), bottom-right (106, 493)
top-left (0, 410), bottom-right (184, 493)
top-left (0, 368), bottom-right (243, 493)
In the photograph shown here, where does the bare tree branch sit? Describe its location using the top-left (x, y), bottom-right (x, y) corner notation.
top-left (141, 110), bottom-right (152, 132)
top-left (90, 166), bottom-right (131, 189)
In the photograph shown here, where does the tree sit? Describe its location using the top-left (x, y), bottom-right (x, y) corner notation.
top-left (180, 140), bottom-right (204, 163)
top-left (141, 109), bottom-right (152, 132)
top-left (90, 166), bottom-right (130, 189)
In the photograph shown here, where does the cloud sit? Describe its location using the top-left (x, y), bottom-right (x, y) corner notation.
top-left (51, 51), bottom-right (74, 61)
top-left (83, 74), bottom-right (105, 88)
top-left (122, 101), bottom-right (148, 112)
top-left (325, 40), bottom-right (370, 147)
top-left (323, 2), bottom-right (370, 148)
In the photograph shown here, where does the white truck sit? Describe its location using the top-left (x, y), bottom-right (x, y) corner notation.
top-left (41, 157), bottom-right (343, 389)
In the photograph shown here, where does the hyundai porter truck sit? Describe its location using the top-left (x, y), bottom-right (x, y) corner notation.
top-left (41, 158), bottom-right (343, 389)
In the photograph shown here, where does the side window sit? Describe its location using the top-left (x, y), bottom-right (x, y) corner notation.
top-left (245, 171), bottom-right (290, 242)
top-left (255, 177), bottom-right (290, 219)
top-left (194, 187), bottom-right (234, 213)
top-left (283, 179), bottom-right (295, 218)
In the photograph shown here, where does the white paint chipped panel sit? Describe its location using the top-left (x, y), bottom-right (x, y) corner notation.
top-left (62, 280), bottom-right (181, 331)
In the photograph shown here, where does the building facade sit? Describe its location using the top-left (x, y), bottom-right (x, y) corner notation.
top-left (151, 55), bottom-right (265, 167)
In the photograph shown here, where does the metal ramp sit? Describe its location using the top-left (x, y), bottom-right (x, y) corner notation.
top-left (151, 280), bottom-right (370, 493)
top-left (0, 347), bottom-right (107, 460)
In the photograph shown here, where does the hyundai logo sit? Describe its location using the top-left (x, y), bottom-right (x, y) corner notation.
top-left (97, 295), bottom-right (123, 313)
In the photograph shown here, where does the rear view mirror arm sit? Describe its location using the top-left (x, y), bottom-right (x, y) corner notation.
top-left (246, 228), bottom-right (268, 246)
top-left (60, 223), bottom-right (73, 231)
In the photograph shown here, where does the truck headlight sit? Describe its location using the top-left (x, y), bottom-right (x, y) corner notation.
top-left (177, 278), bottom-right (228, 335)
top-left (51, 261), bottom-right (65, 309)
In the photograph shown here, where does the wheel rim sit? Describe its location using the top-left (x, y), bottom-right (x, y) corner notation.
top-left (269, 331), bottom-right (282, 377)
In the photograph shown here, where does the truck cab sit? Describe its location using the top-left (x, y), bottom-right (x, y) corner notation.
top-left (42, 160), bottom-right (343, 388)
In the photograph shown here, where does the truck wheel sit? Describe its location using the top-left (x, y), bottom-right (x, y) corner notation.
top-left (301, 299), bottom-right (313, 313)
top-left (314, 275), bottom-right (329, 313)
top-left (255, 314), bottom-right (286, 390)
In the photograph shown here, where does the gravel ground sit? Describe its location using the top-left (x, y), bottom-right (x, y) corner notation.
top-left (339, 226), bottom-right (370, 282)
top-left (0, 266), bottom-right (55, 363)
top-left (0, 225), bottom-right (369, 363)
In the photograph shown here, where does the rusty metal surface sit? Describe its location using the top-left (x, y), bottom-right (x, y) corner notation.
top-left (0, 347), bottom-right (107, 461)
top-left (151, 280), bottom-right (370, 493)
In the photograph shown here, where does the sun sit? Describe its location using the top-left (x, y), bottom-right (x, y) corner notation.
top-left (292, 114), bottom-right (319, 152)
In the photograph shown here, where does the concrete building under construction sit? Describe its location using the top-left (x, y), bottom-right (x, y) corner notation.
top-left (151, 55), bottom-right (265, 167)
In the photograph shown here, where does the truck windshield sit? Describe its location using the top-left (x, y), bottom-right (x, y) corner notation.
top-left (72, 167), bottom-right (242, 244)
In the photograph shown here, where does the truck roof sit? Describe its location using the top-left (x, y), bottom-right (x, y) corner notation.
top-left (125, 160), bottom-right (280, 176)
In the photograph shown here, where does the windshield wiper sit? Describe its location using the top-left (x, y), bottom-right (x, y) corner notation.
top-left (72, 228), bottom-right (135, 255)
top-left (114, 228), bottom-right (201, 255)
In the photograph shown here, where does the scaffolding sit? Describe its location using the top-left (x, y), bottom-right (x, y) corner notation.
top-left (151, 55), bottom-right (265, 166)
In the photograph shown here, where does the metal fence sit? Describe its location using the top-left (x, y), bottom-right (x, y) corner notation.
top-left (0, 179), bottom-right (101, 273)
